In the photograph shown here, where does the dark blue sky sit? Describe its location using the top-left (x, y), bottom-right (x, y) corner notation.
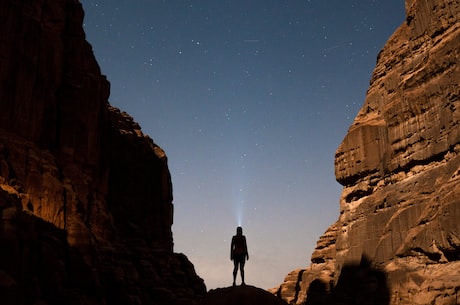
top-left (81, 0), bottom-right (405, 289)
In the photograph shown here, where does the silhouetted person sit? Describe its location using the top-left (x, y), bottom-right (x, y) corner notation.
top-left (230, 226), bottom-right (249, 286)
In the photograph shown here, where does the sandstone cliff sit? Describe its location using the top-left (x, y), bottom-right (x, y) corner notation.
top-left (0, 1), bottom-right (205, 304)
top-left (273, 0), bottom-right (460, 304)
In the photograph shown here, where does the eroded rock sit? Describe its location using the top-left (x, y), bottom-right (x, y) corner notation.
top-left (0, 0), bottom-right (205, 304)
top-left (274, 0), bottom-right (460, 304)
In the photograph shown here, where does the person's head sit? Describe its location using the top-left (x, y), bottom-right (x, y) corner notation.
top-left (236, 226), bottom-right (243, 235)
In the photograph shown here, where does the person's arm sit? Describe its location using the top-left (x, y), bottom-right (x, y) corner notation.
top-left (244, 236), bottom-right (249, 260)
top-left (230, 236), bottom-right (234, 260)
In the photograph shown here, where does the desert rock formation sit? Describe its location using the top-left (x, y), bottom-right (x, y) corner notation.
top-left (273, 0), bottom-right (460, 304)
top-left (0, 1), bottom-right (205, 304)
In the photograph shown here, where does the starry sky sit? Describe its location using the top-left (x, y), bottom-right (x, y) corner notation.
top-left (80, 0), bottom-right (405, 290)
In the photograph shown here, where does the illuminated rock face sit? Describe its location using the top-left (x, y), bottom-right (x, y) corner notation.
top-left (275, 0), bottom-right (460, 304)
top-left (0, 1), bottom-right (205, 304)
top-left (334, 0), bottom-right (460, 272)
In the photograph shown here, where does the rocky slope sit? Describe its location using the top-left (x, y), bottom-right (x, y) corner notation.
top-left (0, 0), bottom-right (205, 304)
top-left (273, 0), bottom-right (460, 304)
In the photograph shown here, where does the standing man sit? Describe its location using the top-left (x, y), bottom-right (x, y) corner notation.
top-left (230, 226), bottom-right (249, 286)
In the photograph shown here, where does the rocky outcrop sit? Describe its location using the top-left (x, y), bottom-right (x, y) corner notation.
top-left (0, 0), bottom-right (205, 304)
top-left (202, 286), bottom-right (289, 305)
top-left (274, 0), bottom-right (460, 304)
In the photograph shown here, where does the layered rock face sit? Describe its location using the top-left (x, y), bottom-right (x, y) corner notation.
top-left (274, 0), bottom-right (460, 304)
top-left (0, 1), bottom-right (205, 304)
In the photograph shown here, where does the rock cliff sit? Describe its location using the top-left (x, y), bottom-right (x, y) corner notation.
top-left (0, 0), bottom-right (205, 304)
top-left (273, 0), bottom-right (460, 304)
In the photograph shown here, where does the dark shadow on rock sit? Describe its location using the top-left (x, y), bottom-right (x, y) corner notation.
top-left (202, 285), bottom-right (289, 305)
top-left (305, 255), bottom-right (390, 305)
top-left (304, 279), bottom-right (331, 305)
top-left (0, 199), bottom-right (101, 305)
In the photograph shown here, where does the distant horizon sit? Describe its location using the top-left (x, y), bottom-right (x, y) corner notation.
top-left (81, 0), bottom-right (406, 289)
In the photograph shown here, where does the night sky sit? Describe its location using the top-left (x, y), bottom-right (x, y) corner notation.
top-left (80, 0), bottom-right (405, 289)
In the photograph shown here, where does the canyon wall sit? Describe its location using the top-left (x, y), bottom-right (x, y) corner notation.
top-left (0, 0), bottom-right (205, 304)
top-left (273, 0), bottom-right (460, 304)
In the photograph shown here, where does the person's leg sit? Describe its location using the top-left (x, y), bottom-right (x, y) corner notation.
top-left (233, 259), bottom-right (238, 286)
top-left (240, 258), bottom-right (246, 285)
